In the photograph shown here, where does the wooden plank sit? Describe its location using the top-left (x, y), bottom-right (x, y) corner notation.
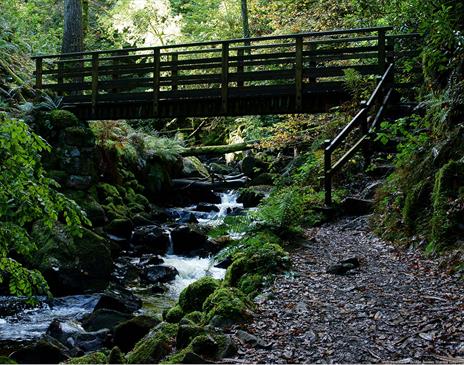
top-left (221, 42), bottom-right (229, 114)
top-left (91, 53), bottom-right (99, 117)
top-left (324, 139), bottom-right (332, 206)
top-left (237, 48), bottom-right (244, 87)
top-left (153, 48), bottom-right (161, 117)
top-left (35, 57), bottom-right (43, 88)
top-left (57, 62), bottom-right (64, 96)
top-left (295, 36), bottom-right (303, 112)
top-left (328, 108), bottom-right (366, 153)
top-left (378, 29), bottom-right (386, 72)
top-left (331, 135), bottom-right (368, 174)
top-left (171, 53), bottom-right (178, 90)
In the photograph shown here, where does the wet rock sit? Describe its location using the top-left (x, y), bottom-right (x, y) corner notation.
top-left (209, 162), bottom-right (235, 175)
top-left (341, 197), bottom-right (374, 216)
top-left (170, 225), bottom-right (211, 256)
top-left (179, 212), bottom-right (199, 224)
top-left (105, 218), bottom-right (133, 240)
top-left (143, 265), bottom-right (179, 284)
top-left (131, 225), bottom-right (170, 255)
top-left (82, 309), bottom-right (132, 332)
top-left (94, 286), bottom-right (142, 314)
top-left (47, 319), bottom-right (110, 352)
top-left (195, 203), bottom-right (220, 213)
top-left (237, 190), bottom-right (265, 208)
top-left (140, 255), bottom-right (164, 266)
top-left (10, 336), bottom-right (69, 364)
top-left (214, 257), bottom-right (233, 269)
top-left (326, 257), bottom-right (360, 275)
top-left (0, 296), bottom-right (42, 317)
top-left (132, 213), bottom-right (155, 227)
top-left (113, 316), bottom-right (160, 353)
top-left (240, 156), bottom-right (267, 178)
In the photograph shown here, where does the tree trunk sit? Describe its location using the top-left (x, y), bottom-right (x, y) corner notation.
top-left (82, 0), bottom-right (89, 39)
top-left (241, 0), bottom-right (250, 40)
top-left (62, 0), bottom-right (84, 53)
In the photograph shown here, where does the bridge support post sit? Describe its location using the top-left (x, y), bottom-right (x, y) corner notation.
top-left (91, 53), bottom-right (99, 118)
top-left (378, 29), bottom-right (387, 73)
top-left (324, 139), bottom-right (332, 206)
top-left (153, 48), bottom-right (161, 117)
top-left (221, 42), bottom-right (229, 115)
top-left (35, 57), bottom-right (43, 89)
top-left (295, 36), bottom-right (303, 112)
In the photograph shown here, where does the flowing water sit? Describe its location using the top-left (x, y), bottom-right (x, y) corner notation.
top-left (0, 191), bottom-right (243, 345)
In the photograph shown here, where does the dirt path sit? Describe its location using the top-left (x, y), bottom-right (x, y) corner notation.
top-left (225, 216), bottom-right (464, 364)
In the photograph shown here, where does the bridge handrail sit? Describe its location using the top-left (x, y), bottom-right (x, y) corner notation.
top-left (324, 63), bottom-right (395, 206)
top-left (31, 26), bottom-right (393, 59)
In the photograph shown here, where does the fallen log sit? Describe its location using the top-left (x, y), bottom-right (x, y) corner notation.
top-left (180, 141), bottom-right (258, 157)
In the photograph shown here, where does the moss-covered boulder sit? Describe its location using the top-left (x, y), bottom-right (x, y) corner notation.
top-left (126, 323), bottom-right (178, 364)
top-left (63, 126), bottom-right (96, 147)
top-left (105, 218), bottom-right (133, 240)
top-left (178, 277), bottom-right (221, 313)
top-left (164, 305), bottom-right (184, 324)
top-left (108, 347), bottom-right (125, 364)
top-left (181, 311), bottom-right (205, 325)
top-left (66, 352), bottom-right (107, 364)
top-left (431, 160), bottom-right (464, 246)
top-left (82, 309), bottom-right (132, 332)
top-left (48, 109), bottom-right (80, 129)
top-left (190, 335), bottom-right (219, 359)
top-left (31, 223), bottom-right (113, 296)
top-left (182, 157), bottom-right (210, 178)
top-left (176, 324), bottom-right (205, 349)
top-left (237, 273), bottom-right (264, 297)
top-left (113, 316), bottom-right (160, 353)
top-left (224, 243), bottom-right (290, 288)
top-left (202, 287), bottom-right (253, 325)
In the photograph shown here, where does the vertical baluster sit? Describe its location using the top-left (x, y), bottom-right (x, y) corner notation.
top-left (295, 36), bottom-right (303, 112)
top-left (237, 48), bottom-right (244, 88)
top-left (57, 62), bottom-right (64, 97)
top-left (153, 48), bottom-right (161, 117)
top-left (91, 53), bottom-right (99, 118)
top-left (35, 57), bottom-right (43, 89)
top-left (171, 53), bottom-right (178, 91)
top-left (308, 42), bottom-right (317, 83)
top-left (378, 29), bottom-right (386, 73)
top-left (221, 42), bottom-right (229, 115)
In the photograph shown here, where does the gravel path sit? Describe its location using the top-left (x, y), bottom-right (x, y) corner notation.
top-left (226, 216), bottom-right (464, 364)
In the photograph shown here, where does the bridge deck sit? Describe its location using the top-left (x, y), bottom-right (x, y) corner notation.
top-left (33, 27), bottom-right (420, 120)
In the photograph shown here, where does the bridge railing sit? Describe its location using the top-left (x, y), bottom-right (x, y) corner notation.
top-left (33, 26), bottom-right (400, 117)
top-left (323, 63), bottom-right (396, 206)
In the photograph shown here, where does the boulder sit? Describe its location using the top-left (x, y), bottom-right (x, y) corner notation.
top-left (66, 352), bottom-right (107, 364)
top-left (182, 157), bottom-right (210, 178)
top-left (237, 190), bottom-right (265, 208)
top-left (191, 335), bottom-right (219, 359)
top-left (31, 224), bottom-right (113, 296)
top-left (142, 265), bottom-right (178, 284)
top-left (131, 225), bottom-right (170, 255)
top-left (82, 309), bottom-right (132, 332)
top-left (195, 203), bottom-right (220, 213)
top-left (113, 316), bottom-right (160, 353)
top-left (326, 257), bottom-right (360, 275)
top-left (105, 218), bottom-right (133, 240)
top-left (240, 156), bottom-right (267, 178)
top-left (94, 286), bottom-right (142, 314)
top-left (108, 347), bottom-right (125, 364)
top-left (170, 225), bottom-right (211, 257)
top-left (341, 197), bottom-right (374, 216)
top-left (178, 277), bottom-right (221, 314)
top-left (176, 324), bottom-right (204, 349)
top-left (249, 173), bottom-right (274, 186)
top-left (164, 305), bottom-right (184, 324)
top-left (10, 336), bottom-right (69, 364)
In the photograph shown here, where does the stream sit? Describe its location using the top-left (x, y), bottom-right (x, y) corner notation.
top-left (0, 191), bottom-right (243, 350)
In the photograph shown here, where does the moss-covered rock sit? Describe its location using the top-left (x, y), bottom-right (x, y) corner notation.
top-left (182, 157), bottom-right (210, 178)
top-left (190, 335), bottom-right (219, 359)
top-left (431, 160), bottom-right (464, 246)
top-left (63, 126), bottom-right (95, 147)
top-left (126, 322), bottom-right (178, 364)
top-left (224, 243), bottom-right (289, 288)
top-left (113, 316), bottom-right (160, 353)
top-left (164, 305), bottom-right (184, 324)
top-left (0, 356), bottom-right (16, 364)
top-left (202, 287), bottom-right (253, 324)
top-left (237, 273), bottom-right (264, 297)
top-left (82, 309), bottom-right (132, 332)
top-left (105, 218), bottom-right (133, 239)
top-left (48, 110), bottom-right (80, 129)
top-left (66, 352), bottom-right (107, 364)
top-left (108, 347), bottom-right (125, 364)
top-left (31, 223), bottom-right (113, 296)
top-left (176, 324), bottom-right (205, 349)
top-left (181, 311), bottom-right (205, 325)
top-left (178, 277), bottom-right (221, 313)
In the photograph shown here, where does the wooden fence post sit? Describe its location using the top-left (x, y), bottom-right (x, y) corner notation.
top-left (91, 53), bottom-right (99, 118)
top-left (35, 57), bottom-right (43, 89)
top-left (171, 53), bottom-right (178, 91)
top-left (221, 42), bottom-right (229, 115)
top-left (378, 29), bottom-right (386, 73)
top-left (324, 139), bottom-right (332, 206)
top-left (153, 48), bottom-right (161, 117)
top-left (57, 62), bottom-right (64, 97)
top-left (237, 48), bottom-right (244, 88)
top-left (295, 36), bottom-right (303, 112)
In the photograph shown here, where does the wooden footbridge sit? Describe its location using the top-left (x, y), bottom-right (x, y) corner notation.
top-left (33, 26), bottom-right (418, 120)
top-left (33, 26), bottom-right (420, 205)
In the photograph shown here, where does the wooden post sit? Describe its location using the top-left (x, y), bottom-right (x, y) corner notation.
top-left (35, 57), bottom-right (43, 89)
top-left (237, 48), bottom-right (244, 88)
top-left (378, 29), bottom-right (386, 73)
top-left (171, 53), bottom-right (178, 91)
top-left (221, 42), bottom-right (229, 115)
top-left (295, 36), bottom-right (303, 112)
top-left (308, 42), bottom-right (317, 83)
top-left (91, 53), bottom-right (99, 118)
top-left (324, 139), bottom-right (332, 206)
top-left (111, 57), bottom-right (119, 94)
top-left (359, 106), bottom-right (370, 168)
top-left (57, 62), bottom-right (64, 96)
top-left (153, 48), bottom-right (161, 117)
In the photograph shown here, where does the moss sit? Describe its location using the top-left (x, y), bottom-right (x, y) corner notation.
top-left (224, 243), bottom-right (289, 287)
top-left (182, 311), bottom-right (204, 325)
top-left (176, 324), bottom-right (205, 349)
top-left (108, 347), bottom-right (125, 364)
top-left (160, 346), bottom-right (192, 364)
top-left (164, 305), bottom-right (184, 323)
top-left (66, 352), bottom-right (107, 364)
top-left (48, 110), bottom-right (80, 129)
top-left (182, 157), bottom-right (210, 178)
top-left (113, 316), bottom-right (160, 353)
top-left (97, 183), bottom-right (123, 204)
top-left (431, 160), bottom-right (464, 246)
top-left (126, 322), bottom-right (178, 364)
top-left (238, 273), bottom-right (263, 297)
top-left (0, 356), bottom-right (16, 364)
top-left (190, 335), bottom-right (219, 359)
top-left (178, 276), bottom-right (221, 313)
top-left (202, 287), bottom-right (253, 323)
top-left (63, 126), bottom-right (95, 147)
top-left (402, 180), bottom-right (431, 233)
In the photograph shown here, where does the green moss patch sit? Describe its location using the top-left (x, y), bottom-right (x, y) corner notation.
top-left (178, 276), bottom-right (221, 313)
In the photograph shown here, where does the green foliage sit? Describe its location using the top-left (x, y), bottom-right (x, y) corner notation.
top-left (67, 352), bottom-right (107, 364)
top-left (0, 115), bottom-right (88, 296)
top-left (343, 69), bottom-right (375, 101)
